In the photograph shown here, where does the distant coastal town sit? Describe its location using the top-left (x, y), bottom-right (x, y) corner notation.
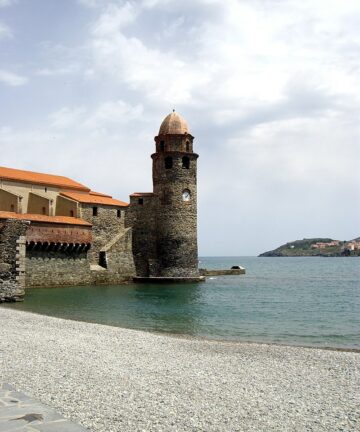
top-left (259, 238), bottom-right (360, 257)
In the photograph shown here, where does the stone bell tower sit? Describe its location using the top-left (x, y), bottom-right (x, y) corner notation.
top-left (152, 111), bottom-right (199, 277)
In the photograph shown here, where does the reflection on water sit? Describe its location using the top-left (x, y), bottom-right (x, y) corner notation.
top-left (3, 257), bottom-right (360, 349)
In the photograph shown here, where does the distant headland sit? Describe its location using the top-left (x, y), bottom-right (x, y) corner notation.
top-left (259, 238), bottom-right (360, 257)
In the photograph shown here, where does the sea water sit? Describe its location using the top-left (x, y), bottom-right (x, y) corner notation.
top-left (3, 257), bottom-right (360, 349)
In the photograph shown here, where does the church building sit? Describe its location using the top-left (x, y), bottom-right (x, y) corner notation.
top-left (0, 112), bottom-right (202, 301)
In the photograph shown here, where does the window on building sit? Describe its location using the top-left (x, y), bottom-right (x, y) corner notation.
top-left (93, 206), bottom-right (98, 216)
top-left (70, 210), bottom-right (74, 217)
top-left (160, 140), bottom-right (165, 151)
top-left (117, 209), bottom-right (121, 218)
top-left (42, 207), bottom-right (46, 215)
top-left (10, 204), bottom-right (15, 212)
top-left (99, 251), bottom-right (107, 269)
top-left (165, 156), bottom-right (173, 169)
top-left (182, 156), bottom-right (190, 169)
top-left (138, 198), bottom-right (144, 205)
top-left (45, 187), bottom-right (47, 192)
top-left (186, 141), bottom-right (190, 152)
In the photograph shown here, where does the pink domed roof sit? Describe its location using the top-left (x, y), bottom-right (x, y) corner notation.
top-left (159, 111), bottom-right (190, 135)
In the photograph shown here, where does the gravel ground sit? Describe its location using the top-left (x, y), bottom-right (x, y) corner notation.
top-left (0, 308), bottom-right (359, 432)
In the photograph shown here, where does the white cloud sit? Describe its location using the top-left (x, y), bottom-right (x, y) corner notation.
top-left (0, 22), bottom-right (12, 40)
top-left (77, 0), bottom-right (103, 8)
top-left (49, 100), bottom-right (144, 130)
top-left (85, 0), bottom-right (360, 117)
top-left (0, 0), bottom-right (17, 7)
top-left (0, 70), bottom-right (28, 86)
top-left (49, 107), bottom-right (87, 129)
top-left (36, 64), bottom-right (81, 76)
top-left (92, 2), bottom-right (138, 36)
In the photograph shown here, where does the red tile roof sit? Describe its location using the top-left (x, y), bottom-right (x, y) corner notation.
top-left (130, 192), bottom-right (155, 197)
top-left (89, 191), bottom-right (112, 198)
top-left (0, 211), bottom-right (91, 226)
top-left (0, 166), bottom-right (90, 191)
top-left (60, 191), bottom-right (128, 207)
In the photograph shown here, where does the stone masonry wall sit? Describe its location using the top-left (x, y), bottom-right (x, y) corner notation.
top-left (0, 219), bottom-right (28, 301)
top-left (125, 195), bottom-right (158, 277)
top-left (92, 227), bottom-right (136, 284)
top-left (26, 250), bottom-right (92, 288)
top-left (80, 204), bottom-right (126, 265)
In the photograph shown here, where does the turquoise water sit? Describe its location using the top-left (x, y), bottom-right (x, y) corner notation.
top-left (3, 257), bottom-right (360, 349)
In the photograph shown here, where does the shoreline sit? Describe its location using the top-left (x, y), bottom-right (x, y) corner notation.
top-left (1, 307), bottom-right (359, 431)
top-left (2, 304), bottom-right (359, 354)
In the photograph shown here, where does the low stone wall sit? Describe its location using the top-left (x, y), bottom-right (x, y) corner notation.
top-left (1, 217), bottom-right (136, 292)
top-left (25, 229), bottom-right (136, 288)
top-left (25, 250), bottom-right (92, 287)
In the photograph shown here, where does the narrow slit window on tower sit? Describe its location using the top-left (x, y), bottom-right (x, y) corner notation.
top-left (182, 156), bottom-right (190, 169)
top-left (70, 210), bottom-right (74, 217)
top-left (10, 204), bottom-right (15, 212)
top-left (93, 206), bottom-right (98, 216)
top-left (165, 156), bottom-right (173, 169)
top-left (42, 206), bottom-right (46, 215)
top-left (117, 209), bottom-right (121, 218)
top-left (138, 198), bottom-right (144, 205)
top-left (99, 251), bottom-right (107, 269)
top-left (186, 141), bottom-right (190, 152)
top-left (160, 140), bottom-right (165, 152)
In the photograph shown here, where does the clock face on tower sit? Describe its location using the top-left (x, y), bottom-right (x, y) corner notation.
top-left (182, 189), bottom-right (191, 201)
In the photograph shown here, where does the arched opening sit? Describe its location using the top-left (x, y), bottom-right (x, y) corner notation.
top-left (165, 156), bottom-right (173, 169)
top-left (182, 156), bottom-right (190, 169)
top-left (160, 140), bottom-right (165, 152)
top-left (186, 141), bottom-right (190, 152)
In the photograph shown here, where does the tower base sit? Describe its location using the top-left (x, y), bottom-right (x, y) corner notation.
top-left (133, 276), bottom-right (206, 283)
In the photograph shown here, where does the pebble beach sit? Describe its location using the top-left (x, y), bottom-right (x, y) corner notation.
top-left (1, 308), bottom-right (359, 432)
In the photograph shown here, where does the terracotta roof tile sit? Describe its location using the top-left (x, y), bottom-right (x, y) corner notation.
top-left (0, 166), bottom-right (90, 191)
top-left (0, 211), bottom-right (91, 226)
top-left (89, 191), bottom-right (112, 198)
top-left (130, 192), bottom-right (155, 197)
top-left (60, 191), bottom-right (128, 207)
top-left (159, 112), bottom-right (190, 135)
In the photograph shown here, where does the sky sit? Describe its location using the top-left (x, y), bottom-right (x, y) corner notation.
top-left (0, 0), bottom-right (359, 256)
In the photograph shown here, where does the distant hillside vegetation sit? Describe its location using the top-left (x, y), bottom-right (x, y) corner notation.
top-left (259, 238), bottom-right (360, 257)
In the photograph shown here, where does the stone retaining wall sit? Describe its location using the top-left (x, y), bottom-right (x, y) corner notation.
top-left (0, 219), bottom-right (28, 301)
top-left (0, 217), bottom-right (136, 291)
top-left (25, 250), bottom-right (92, 287)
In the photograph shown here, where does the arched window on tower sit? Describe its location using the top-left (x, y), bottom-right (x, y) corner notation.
top-left (186, 141), bottom-right (190, 152)
top-left (160, 140), bottom-right (165, 152)
top-left (182, 156), bottom-right (190, 169)
top-left (165, 156), bottom-right (173, 169)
